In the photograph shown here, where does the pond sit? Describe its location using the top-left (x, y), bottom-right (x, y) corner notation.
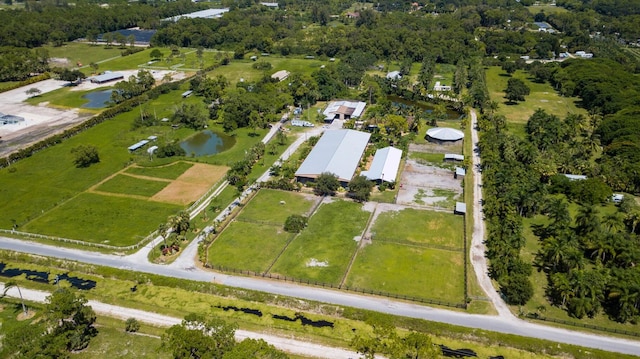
top-left (82, 89), bottom-right (113, 108)
top-left (180, 130), bottom-right (236, 157)
top-left (388, 95), bottom-right (462, 120)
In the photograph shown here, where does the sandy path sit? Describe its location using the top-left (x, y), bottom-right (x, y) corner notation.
top-left (468, 109), bottom-right (515, 320)
top-left (1, 283), bottom-right (367, 359)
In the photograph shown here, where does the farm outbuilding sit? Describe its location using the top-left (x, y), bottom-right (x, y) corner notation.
top-left (426, 127), bottom-right (464, 145)
top-left (295, 129), bottom-right (371, 185)
top-left (322, 101), bottom-right (366, 123)
top-left (444, 154), bottom-right (464, 162)
top-left (90, 72), bottom-right (124, 84)
top-left (361, 146), bottom-right (402, 183)
top-left (271, 70), bottom-right (290, 82)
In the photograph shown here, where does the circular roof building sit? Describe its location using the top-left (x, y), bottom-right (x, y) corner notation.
top-left (425, 127), bottom-right (464, 145)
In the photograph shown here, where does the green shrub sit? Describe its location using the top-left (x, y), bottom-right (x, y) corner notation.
top-left (125, 317), bottom-right (140, 332)
top-left (284, 214), bottom-right (307, 233)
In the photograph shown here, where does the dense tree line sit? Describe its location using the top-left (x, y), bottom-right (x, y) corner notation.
top-left (0, 0), bottom-right (205, 48)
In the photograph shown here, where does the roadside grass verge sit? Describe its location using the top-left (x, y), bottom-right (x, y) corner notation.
top-left (237, 189), bottom-right (317, 224)
top-left (124, 161), bottom-right (194, 179)
top-left (485, 66), bottom-right (587, 123)
top-left (269, 200), bottom-right (370, 284)
top-left (95, 174), bottom-right (170, 197)
top-left (0, 252), bottom-right (637, 358)
top-left (370, 208), bottom-right (464, 249)
top-left (208, 222), bottom-right (293, 273)
top-left (22, 193), bottom-right (180, 247)
top-left (346, 242), bottom-right (465, 303)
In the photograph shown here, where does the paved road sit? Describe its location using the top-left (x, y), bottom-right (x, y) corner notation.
top-left (0, 283), bottom-right (365, 359)
top-left (2, 112), bottom-right (640, 355)
top-left (1, 236), bottom-right (640, 356)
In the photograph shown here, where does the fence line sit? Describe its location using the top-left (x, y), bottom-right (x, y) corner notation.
top-left (0, 228), bottom-right (155, 251)
top-left (204, 263), bottom-right (466, 309)
top-left (525, 313), bottom-right (640, 338)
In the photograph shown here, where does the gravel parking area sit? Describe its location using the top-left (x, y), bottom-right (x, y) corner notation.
top-left (396, 159), bottom-right (463, 208)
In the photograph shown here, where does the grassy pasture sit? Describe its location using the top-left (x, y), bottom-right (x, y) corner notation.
top-left (95, 174), bottom-right (170, 197)
top-left (125, 161), bottom-right (194, 180)
top-left (270, 200), bottom-right (370, 284)
top-left (207, 57), bottom-right (329, 84)
top-left (237, 189), bottom-right (317, 224)
top-left (346, 242), bottom-right (465, 303)
top-left (485, 66), bottom-right (587, 123)
top-left (45, 43), bottom-right (124, 68)
top-left (370, 209), bottom-right (464, 249)
top-left (24, 85), bottom-right (109, 111)
top-left (208, 221), bottom-right (293, 273)
top-left (21, 193), bottom-right (180, 246)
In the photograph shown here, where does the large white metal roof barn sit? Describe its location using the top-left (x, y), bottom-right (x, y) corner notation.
top-left (295, 129), bottom-right (370, 183)
top-left (361, 146), bottom-right (402, 183)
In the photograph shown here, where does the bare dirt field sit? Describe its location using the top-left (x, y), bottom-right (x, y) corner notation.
top-left (396, 159), bottom-right (463, 208)
top-left (151, 163), bottom-right (228, 205)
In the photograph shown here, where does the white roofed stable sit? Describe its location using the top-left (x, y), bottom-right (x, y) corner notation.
top-left (164, 8), bottom-right (229, 21)
top-left (322, 101), bottom-right (366, 122)
top-left (361, 146), bottom-right (402, 183)
top-left (426, 127), bottom-right (464, 144)
top-left (295, 129), bottom-right (371, 183)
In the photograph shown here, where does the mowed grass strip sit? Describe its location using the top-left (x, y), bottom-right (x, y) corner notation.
top-left (371, 209), bottom-right (464, 249)
top-left (270, 200), bottom-right (370, 284)
top-left (95, 174), bottom-right (170, 197)
top-left (22, 193), bottom-right (180, 246)
top-left (485, 66), bottom-right (586, 123)
top-left (208, 221), bottom-right (293, 273)
top-left (125, 161), bottom-right (194, 180)
top-left (346, 242), bottom-right (465, 303)
top-left (237, 189), bottom-right (317, 224)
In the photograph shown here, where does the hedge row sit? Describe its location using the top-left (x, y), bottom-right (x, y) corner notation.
top-left (0, 79), bottom-right (186, 169)
top-left (0, 73), bottom-right (51, 94)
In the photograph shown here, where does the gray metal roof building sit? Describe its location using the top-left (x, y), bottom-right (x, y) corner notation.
top-left (164, 8), bottom-right (229, 21)
top-left (91, 72), bottom-right (124, 84)
top-left (295, 129), bottom-right (371, 183)
top-left (361, 146), bottom-right (402, 183)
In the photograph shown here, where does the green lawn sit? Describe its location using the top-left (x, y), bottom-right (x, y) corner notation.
top-left (346, 242), bottom-right (465, 303)
top-left (95, 174), bottom-right (170, 197)
top-left (45, 43), bottom-right (123, 68)
top-left (207, 57), bottom-right (330, 84)
top-left (370, 209), bottom-right (464, 249)
top-left (22, 193), bottom-right (180, 246)
top-left (485, 66), bottom-right (587, 123)
top-left (24, 85), bottom-right (106, 111)
top-left (74, 323), bottom-right (169, 359)
top-left (124, 161), bottom-right (194, 180)
top-left (526, 4), bottom-right (569, 14)
top-left (208, 221), bottom-right (293, 273)
top-left (269, 200), bottom-right (371, 284)
top-left (237, 189), bottom-right (317, 224)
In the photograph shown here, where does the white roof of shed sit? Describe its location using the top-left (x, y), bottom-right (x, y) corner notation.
top-left (165, 8), bottom-right (229, 21)
top-left (323, 100), bottom-right (366, 120)
top-left (444, 154), bottom-right (464, 161)
top-left (295, 129), bottom-right (370, 183)
top-left (362, 146), bottom-right (402, 182)
top-left (426, 127), bottom-right (464, 141)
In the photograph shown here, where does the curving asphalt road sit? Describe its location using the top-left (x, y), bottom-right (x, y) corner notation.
top-left (1, 235), bottom-right (640, 356)
top-left (2, 113), bottom-right (640, 356)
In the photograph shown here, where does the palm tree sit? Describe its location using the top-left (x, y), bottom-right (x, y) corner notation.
top-left (158, 223), bottom-right (169, 250)
top-left (603, 212), bottom-right (625, 233)
top-left (1, 281), bottom-right (28, 315)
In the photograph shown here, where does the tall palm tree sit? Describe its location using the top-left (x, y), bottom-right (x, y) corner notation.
top-left (1, 281), bottom-right (27, 315)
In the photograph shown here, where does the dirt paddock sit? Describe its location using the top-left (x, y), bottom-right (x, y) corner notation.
top-left (151, 163), bottom-right (228, 205)
top-left (396, 159), bottom-right (463, 207)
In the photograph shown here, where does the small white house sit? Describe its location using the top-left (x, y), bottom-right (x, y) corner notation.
top-left (433, 81), bottom-right (452, 91)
